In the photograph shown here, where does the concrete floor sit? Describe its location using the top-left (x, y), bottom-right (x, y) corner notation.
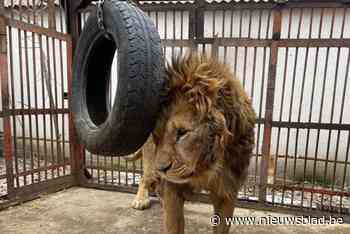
top-left (0, 187), bottom-right (349, 234)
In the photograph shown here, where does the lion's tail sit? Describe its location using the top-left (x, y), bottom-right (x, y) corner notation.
top-left (124, 149), bottom-right (143, 162)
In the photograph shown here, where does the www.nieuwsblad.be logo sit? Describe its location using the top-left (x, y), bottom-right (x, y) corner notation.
top-left (210, 215), bottom-right (344, 226)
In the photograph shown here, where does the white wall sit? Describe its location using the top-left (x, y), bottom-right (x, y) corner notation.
top-left (3, 6), bottom-right (350, 163)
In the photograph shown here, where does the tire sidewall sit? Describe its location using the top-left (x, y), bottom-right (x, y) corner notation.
top-left (71, 1), bottom-right (163, 155)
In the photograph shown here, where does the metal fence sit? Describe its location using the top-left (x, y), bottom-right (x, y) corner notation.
top-left (81, 0), bottom-right (350, 215)
top-left (0, 0), bottom-right (349, 216)
top-left (0, 0), bottom-right (74, 207)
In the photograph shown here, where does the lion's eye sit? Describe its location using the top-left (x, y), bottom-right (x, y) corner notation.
top-left (176, 128), bottom-right (188, 142)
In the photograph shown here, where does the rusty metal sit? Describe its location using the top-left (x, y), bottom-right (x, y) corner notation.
top-left (0, 0), bottom-right (74, 203)
top-left (0, 0), bottom-right (349, 216)
top-left (65, 0), bottom-right (85, 185)
top-left (1, 13), bottom-right (15, 197)
top-left (259, 7), bottom-right (282, 202)
top-left (70, 0), bottom-right (350, 215)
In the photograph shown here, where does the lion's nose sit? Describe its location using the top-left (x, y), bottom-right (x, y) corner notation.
top-left (158, 162), bottom-right (172, 173)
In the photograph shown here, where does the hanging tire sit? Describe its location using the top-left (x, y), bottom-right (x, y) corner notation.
top-left (71, 1), bottom-right (165, 156)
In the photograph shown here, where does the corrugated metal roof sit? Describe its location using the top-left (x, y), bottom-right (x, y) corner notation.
top-left (3, 0), bottom-right (287, 8)
top-left (138, 0), bottom-right (284, 3)
top-left (138, 0), bottom-right (286, 5)
top-left (4, 0), bottom-right (60, 7)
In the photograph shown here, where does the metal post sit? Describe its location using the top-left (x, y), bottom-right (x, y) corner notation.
top-left (48, 0), bottom-right (56, 29)
top-left (0, 2), bottom-right (15, 197)
top-left (64, 0), bottom-right (85, 185)
top-left (189, 0), bottom-right (205, 50)
top-left (259, 6), bottom-right (282, 203)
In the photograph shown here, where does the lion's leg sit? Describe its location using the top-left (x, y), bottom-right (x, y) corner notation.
top-left (162, 182), bottom-right (185, 234)
top-left (210, 194), bottom-right (235, 234)
top-left (131, 177), bottom-right (151, 210)
top-left (131, 150), bottom-right (152, 210)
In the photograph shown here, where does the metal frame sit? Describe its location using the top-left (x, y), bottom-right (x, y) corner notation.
top-left (0, 0), bottom-right (74, 208)
top-left (76, 0), bottom-right (350, 216)
top-left (0, 0), bottom-right (349, 218)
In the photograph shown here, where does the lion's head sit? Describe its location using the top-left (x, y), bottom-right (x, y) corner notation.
top-left (153, 53), bottom-right (256, 189)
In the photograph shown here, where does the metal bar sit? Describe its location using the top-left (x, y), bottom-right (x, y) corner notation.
top-left (322, 8), bottom-right (342, 208)
top-left (48, 0), bottom-right (56, 30)
top-left (0, 14), bottom-right (15, 197)
top-left (13, 175), bottom-right (73, 197)
top-left (161, 38), bottom-right (350, 48)
top-left (280, 8), bottom-right (294, 205)
top-left (340, 133), bottom-right (350, 208)
top-left (249, 9), bottom-right (262, 101)
top-left (0, 175), bottom-right (74, 211)
top-left (50, 36), bottom-right (63, 177)
top-left (90, 151), bottom-right (93, 179)
top-left (195, 0), bottom-right (204, 39)
top-left (201, 2), bottom-right (346, 11)
top-left (125, 158), bottom-right (128, 186)
top-left (260, 8), bottom-right (272, 200)
top-left (7, 23), bottom-right (20, 188)
top-left (80, 181), bottom-right (350, 217)
top-left (30, 0), bottom-right (41, 182)
top-left (4, 18), bottom-right (71, 42)
top-left (67, 33), bottom-right (84, 184)
top-left (104, 153), bottom-right (107, 184)
top-left (333, 11), bottom-right (349, 207)
top-left (171, 9), bottom-right (175, 57)
top-left (309, 9), bottom-right (324, 210)
top-left (268, 184), bottom-right (350, 198)
top-left (17, 26), bottom-right (28, 186)
top-left (13, 163), bottom-right (71, 178)
top-left (111, 154), bottom-right (114, 184)
top-left (316, 8), bottom-right (335, 208)
top-left (65, 0), bottom-right (85, 185)
top-left (249, 9), bottom-right (262, 198)
top-left (289, 8), bottom-right (304, 206)
top-left (12, 136), bottom-right (69, 144)
top-left (97, 153), bottom-right (100, 183)
top-left (164, 10), bottom-right (167, 40)
top-left (300, 8), bottom-right (315, 207)
top-left (42, 40), bottom-right (55, 179)
top-left (118, 156), bottom-right (121, 185)
top-left (0, 108), bottom-right (69, 116)
top-left (311, 8), bottom-right (327, 209)
top-left (276, 39), bottom-right (350, 47)
top-left (59, 0), bottom-right (65, 33)
top-left (212, 9), bottom-right (216, 37)
top-left (180, 10), bottom-right (183, 54)
top-left (252, 153), bottom-right (349, 164)
top-left (38, 16), bottom-right (49, 181)
top-left (340, 48), bottom-right (350, 208)
top-left (259, 7), bottom-right (282, 203)
top-left (58, 38), bottom-right (66, 175)
top-left (23, 27), bottom-right (35, 184)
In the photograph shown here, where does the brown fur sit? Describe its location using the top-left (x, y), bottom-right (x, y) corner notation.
top-left (131, 53), bottom-right (256, 234)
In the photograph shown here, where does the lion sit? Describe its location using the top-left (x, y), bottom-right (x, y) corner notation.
top-left (129, 52), bottom-right (256, 234)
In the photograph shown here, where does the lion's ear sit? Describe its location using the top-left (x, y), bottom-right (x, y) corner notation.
top-left (152, 118), bottom-right (164, 146)
top-left (210, 110), bottom-right (232, 137)
top-left (209, 110), bottom-right (233, 156)
top-left (152, 132), bottom-right (160, 146)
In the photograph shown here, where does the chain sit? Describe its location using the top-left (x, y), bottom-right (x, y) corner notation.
top-left (96, 0), bottom-right (138, 32)
top-left (97, 0), bottom-right (106, 31)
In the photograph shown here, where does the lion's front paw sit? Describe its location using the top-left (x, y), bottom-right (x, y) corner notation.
top-left (131, 196), bottom-right (151, 210)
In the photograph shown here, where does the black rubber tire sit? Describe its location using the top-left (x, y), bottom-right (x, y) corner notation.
top-left (71, 0), bottom-right (164, 156)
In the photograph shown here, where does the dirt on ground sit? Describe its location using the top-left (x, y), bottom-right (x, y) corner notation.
top-left (0, 187), bottom-right (349, 234)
